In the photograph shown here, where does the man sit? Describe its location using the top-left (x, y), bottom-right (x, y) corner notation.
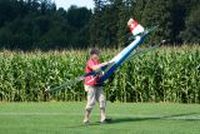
top-left (83, 48), bottom-right (111, 124)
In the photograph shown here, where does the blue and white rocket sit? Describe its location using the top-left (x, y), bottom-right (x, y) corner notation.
top-left (98, 18), bottom-right (150, 82)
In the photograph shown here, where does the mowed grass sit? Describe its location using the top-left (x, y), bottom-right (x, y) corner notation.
top-left (0, 102), bottom-right (200, 134)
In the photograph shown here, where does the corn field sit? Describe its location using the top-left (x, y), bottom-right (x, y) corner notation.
top-left (0, 46), bottom-right (200, 103)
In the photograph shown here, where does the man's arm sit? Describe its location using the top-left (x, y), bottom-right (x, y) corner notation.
top-left (89, 61), bottom-right (110, 71)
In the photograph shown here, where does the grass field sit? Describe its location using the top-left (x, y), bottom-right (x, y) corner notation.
top-left (0, 102), bottom-right (200, 134)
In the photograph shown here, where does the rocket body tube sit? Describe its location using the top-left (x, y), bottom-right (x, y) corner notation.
top-left (99, 34), bottom-right (146, 82)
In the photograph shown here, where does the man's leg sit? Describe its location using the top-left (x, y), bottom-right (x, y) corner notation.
top-left (100, 108), bottom-right (106, 122)
top-left (96, 86), bottom-right (106, 122)
top-left (84, 109), bottom-right (91, 123)
top-left (84, 85), bottom-right (96, 123)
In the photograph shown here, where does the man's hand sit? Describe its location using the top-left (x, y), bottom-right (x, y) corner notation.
top-left (101, 61), bottom-right (110, 66)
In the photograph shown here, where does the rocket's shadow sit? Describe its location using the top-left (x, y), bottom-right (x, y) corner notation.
top-left (111, 112), bottom-right (200, 124)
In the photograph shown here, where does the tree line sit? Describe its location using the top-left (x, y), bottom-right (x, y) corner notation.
top-left (0, 0), bottom-right (199, 51)
top-left (0, 0), bottom-right (92, 50)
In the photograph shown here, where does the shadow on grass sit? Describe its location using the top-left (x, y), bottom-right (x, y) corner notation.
top-left (65, 122), bottom-right (101, 128)
top-left (111, 112), bottom-right (200, 124)
top-left (66, 113), bottom-right (200, 128)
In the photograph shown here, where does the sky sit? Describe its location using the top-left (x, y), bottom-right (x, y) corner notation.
top-left (54, 0), bottom-right (95, 10)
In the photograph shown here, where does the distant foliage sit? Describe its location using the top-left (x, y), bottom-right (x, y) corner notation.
top-left (180, 4), bottom-right (200, 44)
top-left (0, 0), bottom-right (92, 50)
top-left (90, 0), bottom-right (200, 47)
top-left (0, 0), bottom-right (199, 50)
top-left (0, 47), bottom-right (199, 103)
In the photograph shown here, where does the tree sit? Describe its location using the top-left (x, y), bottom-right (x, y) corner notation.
top-left (133, 0), bottom-right (147, 20)
top-left (115, 0), bottom-right (129, 47)
top-left (90, 0), bottom-right (130, 48)
top-left (141, 0), bottom-right (173, 44)
top-left (0, 0), bottom-right (199, 51)
top-left (90, 0), bottom-right (108, 47)
top-left (0, 0), bottom-right (92, 50)
top-left (180, 5), bottom-right (200, 44)
top-left (66, 6), bottom-right (92, 48)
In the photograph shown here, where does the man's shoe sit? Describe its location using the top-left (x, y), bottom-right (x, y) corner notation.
top-left (100, 118), bottom-right (112, 124)
top-left (83, 120), bottom-right (90, 125)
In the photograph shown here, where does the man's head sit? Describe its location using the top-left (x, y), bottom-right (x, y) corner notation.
top-left (90, 48), bottom-right (100, 60)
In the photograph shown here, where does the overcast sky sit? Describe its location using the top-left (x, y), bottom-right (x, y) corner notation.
top-left (54, 0), bottom-right (95, 10)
